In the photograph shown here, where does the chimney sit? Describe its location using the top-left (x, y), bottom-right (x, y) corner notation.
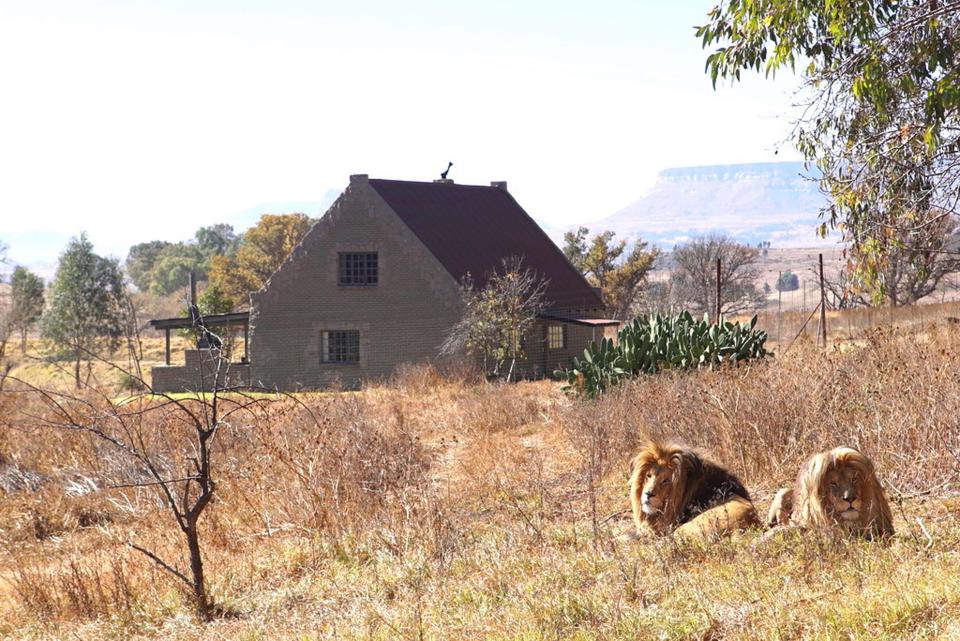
top-left (490, 181), bottom-right (508, 191)
top-left (349, 174), bottom-right (369, 185)
top-left (433, 178), bottom-right (454, 184)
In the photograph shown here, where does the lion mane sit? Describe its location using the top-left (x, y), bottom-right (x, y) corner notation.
top-left (768, 446), bottom-right (894, 539)
top-left (629, 441), bottom-right (759, 540)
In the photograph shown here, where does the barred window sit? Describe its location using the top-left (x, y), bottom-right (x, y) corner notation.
top-left (547, 325), bottom-right (565, 349)
top-left (321, 330), bottom-right (360, 363)
top-left (338, 252), bottom-right (378, 286)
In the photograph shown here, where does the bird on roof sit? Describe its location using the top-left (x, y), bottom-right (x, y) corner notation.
top-left (440, 161), bottom-right (453, 180)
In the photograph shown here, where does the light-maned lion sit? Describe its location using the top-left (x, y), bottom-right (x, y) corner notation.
top-left (767, 446), bottom-right (894, 539)
top-left (629, 441), bottom-right (759, 541)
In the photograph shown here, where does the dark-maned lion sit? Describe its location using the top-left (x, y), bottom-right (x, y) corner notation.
top-left (629, 441), bottom-right (759, 541)
top-left (767, 446), bottom-right (894, 539)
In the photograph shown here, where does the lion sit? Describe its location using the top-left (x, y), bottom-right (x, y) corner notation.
top-left (629, 441), bottom-right (760, 541)
top-left (767, 446), bottom-right (894, 539)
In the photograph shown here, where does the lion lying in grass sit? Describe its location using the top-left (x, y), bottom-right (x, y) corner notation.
top-left (766, 446), bottom-right (894, 539)
top-left (629, 441), bottom-right (759, 541)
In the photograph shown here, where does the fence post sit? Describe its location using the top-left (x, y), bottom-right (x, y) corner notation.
top-left (716, 257), bottom-right (722, 324)
top-left (777, 271), bottom-right (783, 346)
top-left (818, 253), bottom-right (828, 347)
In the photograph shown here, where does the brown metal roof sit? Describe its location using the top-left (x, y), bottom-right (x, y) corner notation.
top-left (368, 179), bottom-right (603, 311)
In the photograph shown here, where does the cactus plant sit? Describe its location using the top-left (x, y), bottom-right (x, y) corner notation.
top-left (555, 312), bottom-right (768, 398)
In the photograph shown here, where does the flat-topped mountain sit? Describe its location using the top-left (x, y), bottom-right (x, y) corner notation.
top-left (587, 162), bottom-right (835, 248)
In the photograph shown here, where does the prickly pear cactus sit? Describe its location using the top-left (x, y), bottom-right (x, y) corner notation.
top-left (555, 312), bottom-right (768, 398)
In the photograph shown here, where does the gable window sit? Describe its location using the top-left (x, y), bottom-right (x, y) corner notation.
top-left (338, 252), bottom-right (378, 286)
top-left (321, 330), bottom-right (360, 363)
top-left (547, 325), bottom-right (565, 350)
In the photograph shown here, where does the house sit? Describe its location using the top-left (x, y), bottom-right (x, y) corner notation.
top-left (149, 175), bottom-right (618, 392)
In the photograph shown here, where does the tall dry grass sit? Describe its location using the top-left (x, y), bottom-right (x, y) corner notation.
top-left (1, 324), bottom-right (959, 639)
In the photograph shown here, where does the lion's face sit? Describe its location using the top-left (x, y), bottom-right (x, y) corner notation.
top-left (639, 464), bottom-right (676, 516)
top-left (824, 465), bottom-right (865, 525)
top-left (789, 446), bottom-right (895, 538)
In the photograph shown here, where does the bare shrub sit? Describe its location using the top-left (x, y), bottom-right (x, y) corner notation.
top-left (388, 362), bottom-right (447, 394)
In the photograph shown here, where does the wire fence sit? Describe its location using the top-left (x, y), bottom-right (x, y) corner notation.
top-left (744, 254), bottom-right (960, 351)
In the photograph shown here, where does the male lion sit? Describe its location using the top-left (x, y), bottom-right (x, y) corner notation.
top-left (629, 441), bottom-right (759, 541)
top-left (766, 446), bottom-right (894, 539)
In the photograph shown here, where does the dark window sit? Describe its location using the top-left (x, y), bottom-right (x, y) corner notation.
top-left (338, 252), bottom-right (378, 286)
top-left (548, 325), bottom-right (565, 349)
top-left (321, 330), bottom-right (360, 363)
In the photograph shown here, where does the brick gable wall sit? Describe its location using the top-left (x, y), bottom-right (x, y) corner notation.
top-left (247, 176), bottom-right (464, 390)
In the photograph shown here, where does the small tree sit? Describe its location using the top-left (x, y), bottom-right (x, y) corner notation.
top-left (8, 340), bottom-right (286, 620)
top-left (441, 257), bottom-right (549, 380)
top-left (42, 234), bottom-right (127, 388)
top-left (776, 271), bottom-right (800, 292)
top-left (670, 234), bottom-right (765, 315)
top-left (562, 227), bottom-right (659, 319)
top-left (9, 266), bottom-right (45, 353)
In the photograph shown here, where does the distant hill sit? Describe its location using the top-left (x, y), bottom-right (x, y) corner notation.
top-left (583, 162), bottom-right (836, 249)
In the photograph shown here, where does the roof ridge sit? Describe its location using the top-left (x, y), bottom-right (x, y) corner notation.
top-left (368, 178), bottom-right (500, 189)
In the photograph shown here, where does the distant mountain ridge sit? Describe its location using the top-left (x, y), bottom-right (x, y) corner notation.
top-left (585, 161), bottom-right (837, 248)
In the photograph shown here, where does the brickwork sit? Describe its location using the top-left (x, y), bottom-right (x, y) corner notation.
top-left (248, 175), bottom-right (464, 390)
top-left (200, 175), bottom-right (618, 391)
top-left (151, 349), bottom-right (250, 393)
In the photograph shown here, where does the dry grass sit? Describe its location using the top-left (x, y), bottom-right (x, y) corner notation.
top-left (1, 322), bottom-right (960, 639)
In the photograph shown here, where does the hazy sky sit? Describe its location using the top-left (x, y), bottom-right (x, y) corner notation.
top-left (0, 0), bottom-right (801, 269)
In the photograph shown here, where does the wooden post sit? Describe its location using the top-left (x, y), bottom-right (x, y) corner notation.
top-left (777, 271), bottom-right (782, 346)
top-left (164, 328), bottom-right (171, 365)
top-left (243, 321), bottom-right (249, 362)
top-left (715, 257), bottom-right (722, 324)
top-left (818, 253), bottom-right (828, 347)
top-left (189, 270), bottom-right (197, 307)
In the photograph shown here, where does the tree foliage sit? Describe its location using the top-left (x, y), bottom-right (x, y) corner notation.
top-left (830, 213), bottom-right (960, 306)
top-left (9, 266), bottom-right (45, 353)
top-left (698, 0), bottom-right (960, 302)
top-left (195, 223), bottom-right (239, 257)
top-left (441, 257), bottom-right (549, 380)
top-left (208, 214), bottom-right (313, 307)
top-left (670, 234), bottom-right (765, 315)
top-left (42, 234), bottom-right (127, 387)
top-left (147, 243), bottom-right (207, 297)
top-left (126, 224), bottom-right (239, 297)
top-left (562, 227), bottom-right (659, 319)
top-left (776, 271), bottom-right (800, 292)
top-left (126, 240), bottom-right (173, 293)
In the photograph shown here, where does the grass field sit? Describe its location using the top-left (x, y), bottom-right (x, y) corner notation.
top-left (1, 320), bottom-right (960, 639)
